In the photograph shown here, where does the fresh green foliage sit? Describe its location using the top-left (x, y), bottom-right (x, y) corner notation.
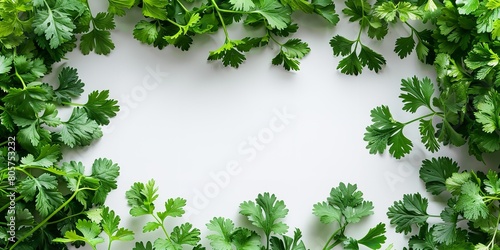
top-left (3, 0), bottom-right (500, 250)
top-left (388, 157), bottom-right (500, 249)
top-left (364, 0), bottom-right (500, 161)
top-left (239, 193), bottom-right (289, 245)
top-left (0, 2), bottom-right (121, 247)
top-left (126, 179), bottom-right (203, 249)
top-left (53, 206), bottom-right (135, 250)
top-left (130, 0), bottom-right (332, 70)
top-left (206, 217), bottom-right (262, 249)
top-left (329, 0), bottom-right (388, 75)
top-left (206, 192), bottom-right (308, 250)
top-left (364, 76), bottom-right (441, 159)
top-left (313, 183), bottom-right (387, 249)
top-left (0, 49), bottom-right (119, 250)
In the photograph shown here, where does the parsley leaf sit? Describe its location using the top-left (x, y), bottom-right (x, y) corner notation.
top-left (269, 228), bottom-right (307, 250)
top-left (56, 107), bottom-right (102, 148)
top-left (125, 180), bottom-right (201, 248)
top-left (142, 0), bottom-right (168, 20)
top-left (80, 29), bottom-right (115, 55)
top-left (357, 223), bottom-right (387, 249)
top-left (54, 67), bottom-right (84, 104)
top-left (394, 35), bottom-right (415, 59)
top-left (314, 183), bottom-right (385, 249)
top-left (387, 193), bottom-right (429, 234)
top-left (53, 219), bottom-right (104, 247)
top-left (475, 90), bottom-right (500, 133)
top-left (312, 0), bottom-right (339, 25)
top-left (83, 90), bottom-right (119, 125)
top-left (419, 157), bottom-right (460, 195)
top-left (90, 158), bottom-right (120, 205)
top-left (208, 40), bottom-right (248, 68)
top-left (32, 1), bottom-right (79, 48)
top-left (253, 0), bottom-right (291, 30)
top-left (107, 0), bottom-right (134, 16)
top-left (455, 181), bottom-right (488, 220)
top-left (399, 76), bottom-right (435, 113)
top-left (464, 43), bottom-right (499, 80)
top-left (240, 193), bottom-right (289, 239)
top-left (364, 105), bottom-right (412, 158)
top-left (20, 144), bottom-right (62, 167)
top-left (272, 38), bottom-right (311, 71)
top-left (207, 217), bottom-right (262, 249)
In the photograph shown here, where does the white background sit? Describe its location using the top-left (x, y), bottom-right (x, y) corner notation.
top-left (59, 1), bottom-right (496, 249)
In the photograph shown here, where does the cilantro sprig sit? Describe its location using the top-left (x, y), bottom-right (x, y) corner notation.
top-left (388, 157), bottom-right (500, 249)
top-left (131, 0), bottom-right (336, 70)
top-left (207, 192), bottom-right (307, 250)
top-left (125, 179), bottom-right (203, 249)
top-left (53, 206), bottom-right (135, 250)
top-left (330, 0), bottom-right (388, 75)
top-left (0, 6), bottom-right (121, 246)
top-left (313, 183), bottom-right (387, 250)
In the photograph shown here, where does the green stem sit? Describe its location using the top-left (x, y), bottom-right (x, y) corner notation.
top-left (62, 102), bottom-right (84, 106)
top-left (217, 8), bottom-right (248, 15)
top-left (45, 210), bottom-right (87, 225)
top-left (487, 214), bottom-right (500, 249)
top-left (166, 18), bottom-right (184, 29)
top-left (107, 237), bottom-right (113, 250)
top-left (9, 177), bottom-right (95, 249)
top-left (210, 0), bottom-right (230, 42)
top-left (0, 195), bottom-right (24, 213)
top-left (322, 223), bottom-right (348, 250)
top-left (268, 31), bottom-right (283, 47)
top-left (402, 112), bottom-right (442, 126)
top-left (13, 49), bottom-right (27, 89)
top-left (266, 233), bottom-right (270, 250)
top-left (152, 213), bottom-right (173, 243)
top-left (483, 196), bottom-right (500, 203)
top-left (404, 22), bottom-right (428, 46)
top-left (0, 140), bottom-right (8, 147)
top-left (175, 0), bottom-right (189, 12)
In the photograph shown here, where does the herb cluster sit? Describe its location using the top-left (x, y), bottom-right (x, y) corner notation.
top-left (52, 181), bottom-right (386, 250)
top-left (1, 0), bottom-right (500, 249)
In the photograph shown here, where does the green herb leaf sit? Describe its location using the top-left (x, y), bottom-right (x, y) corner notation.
top-left (83, 90), bottom-right (119, 125)
top-left (240, 193), bottom-right (289, 236)
top-left (387, 193), bottom-right (429, 234)
top-left (56, 107), bottom-right (102, 148)
top-left (419, 157), bottom-right (460, 195)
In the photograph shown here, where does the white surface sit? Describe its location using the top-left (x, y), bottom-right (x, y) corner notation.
top-left (60, 3), bottom-right (488, 249)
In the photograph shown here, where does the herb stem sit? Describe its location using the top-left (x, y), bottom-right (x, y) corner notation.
top-left (153, 213), bottom-right (173, 242)
top-left (210, 0), bottom-right (230, 42)
top-left (45, 210), bottom-right (87, 225)
top-left (9, 177), bottom-right (96, 249)
top-left (483, 196), bottom-right (500, 202)
top-left (175, 0), bottom-right (189, 13)
top-left (0, 195), bottom-right (24, 213)
top-left (486, 213), bottom-right (500, 249)
top-left (402, 112), bottom-right (441, 126)
top-left (13, 48), bottom-right (27, 89)
top-left (322, 223), bottom-right (348, 250)
top-left (404, 21), bottom-right (431, 47)
top-left (62, 102), bottom-right (84, 106)
top-left (266, 233), bottom-right (270, 250)
top-left (268, 32), bottom-right (283, 47)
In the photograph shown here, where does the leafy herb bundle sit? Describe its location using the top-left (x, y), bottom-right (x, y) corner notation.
top-left (387, 157), bottom-right (500, 249)
top-left (0, 1), bottom-right (121, 248)
top-left (365, 0), bottom-right (500, 161)
top-left (2, 0), bottom-right (500, 249)
top-left (52, 180), bottom-right (387, 250)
